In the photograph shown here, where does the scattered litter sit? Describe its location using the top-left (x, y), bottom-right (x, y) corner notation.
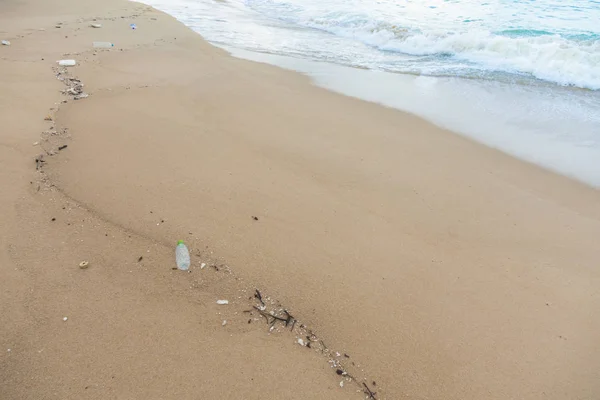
top-left (297, 338), bottom-right (305, 346)
top-left (79, 261), bottom-right (89, 269)
top-left (90, 23), bottom-right (102, 28)
top-left (130, 23), bottom-right (137, 30)
top-left (222, 320), bottom-right (227, 326)
top-left (93, 41), bottom-right (114, 48)
top-left (63, 317), bottom-right (68, 321)
top-left (1, 40), bottom-right (10, 46)
top-left (58, 145), bottom-right (67, 151)
top-left (200, 263), bottom-right (206, 269)
top-left (216, 300), bottom-right (229, 305)
top-left (57, 59), bottom-right (76, 67)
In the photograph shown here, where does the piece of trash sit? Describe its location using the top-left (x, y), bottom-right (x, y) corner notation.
top-left (200, 263), bottom-right (206, 269)
top-left (175, 240), bottom-right (190, 270)
top-left (92, 41), bottom-right (114, 48)
top-left (297, 338), bottom-right (305, 346)
top-left (58, 145), bottom-right (67, 151)
top-left (57, 59), bottom-right (76, 67)
top-left (222, 320), bottom-right (227, 326)
top-left (63, 317), bottom-right (68, 321)
top-left (130, 23), bottom-right (137, 30)
top-left (1, 40), bottom-right (10, 46)
top-left (90, 23), bottom-right (102, 28)
top-left (79, 261), bottom-right (89, 269)
top-left (216, 300), bottom-right (229, 305)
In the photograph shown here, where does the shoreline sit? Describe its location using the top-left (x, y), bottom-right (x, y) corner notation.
top-left (2, 0), bottom-right (600, 399)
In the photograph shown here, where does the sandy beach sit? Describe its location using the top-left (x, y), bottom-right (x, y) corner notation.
top-left (2, 0), bottom-right (600, 399)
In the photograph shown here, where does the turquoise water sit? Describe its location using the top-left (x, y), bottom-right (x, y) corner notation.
top-left (137, 0), bottom-right (600, 187)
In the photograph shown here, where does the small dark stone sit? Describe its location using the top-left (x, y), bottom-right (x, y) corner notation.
top-left (58, 145), bottom-right (67, 151)
top-left (252, 216), bottom-right (259, 221)
top-left (171, 267), bottom-right (177, 270)
top-left (51, 217), bottom-right (56, 221)
top-left (336, 369), bottom-right (343, 375)
top-left (105, 234), bottom-right (108, 236)
top-left (138, 256), bottom-right (143, 262)
top-left (248, 319), bottom-right (251, 324)
top-left (372, 381), bottom-right (376, 386)
top-left (161, 219), bottom-right (165, 223)
top-left (344, 353), bottom-right (350, 358)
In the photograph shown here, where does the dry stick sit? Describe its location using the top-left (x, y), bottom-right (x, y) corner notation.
top-left (362, 383), bottom-right (377, 400)
top-left (254, 289), bottom-right (265, 306)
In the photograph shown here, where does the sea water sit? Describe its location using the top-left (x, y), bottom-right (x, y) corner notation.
top-left (138, 0), bottom-right (600, 187)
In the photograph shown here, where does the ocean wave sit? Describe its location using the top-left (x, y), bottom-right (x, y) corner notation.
top-left (246, 0), bottom-right (600, 90)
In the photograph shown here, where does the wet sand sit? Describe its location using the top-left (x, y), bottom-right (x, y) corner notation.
top-left (1, 0), bottom-right (600, 399)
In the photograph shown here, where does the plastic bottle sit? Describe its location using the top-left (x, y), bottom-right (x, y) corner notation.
top-left (57, 59), bottom-right (76, 66)
top-left (175, 240), bottom-right (190, 271)
top-left (93, 41), bottom-right (114, 48)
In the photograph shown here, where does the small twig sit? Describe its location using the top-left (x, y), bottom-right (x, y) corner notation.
top-left (362, 383), bottom-right (377, 400)
top-left (254, 289), bottom-right (265, 306)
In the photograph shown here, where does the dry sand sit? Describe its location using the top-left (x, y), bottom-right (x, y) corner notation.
top-left (2, 0), bottom-right (600, 399)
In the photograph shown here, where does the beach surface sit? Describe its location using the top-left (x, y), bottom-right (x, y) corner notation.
top-left (1, 0), bottom-right (600, 399)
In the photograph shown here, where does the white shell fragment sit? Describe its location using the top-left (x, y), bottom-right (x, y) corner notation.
top-left (216, 300), bottom-right (229, 305)
top-left (90, 23), bottom-right (102, 28)
top-left (222, 320), bottom-right (227, 326)
top-left (63, 317), bottom-right (68, 321)
top-left (200, 263), bottom-right (206, 269)
top-left (297, 338), bottom-right (305, 346)
top-left (79, 261), bottom-right (89, 269)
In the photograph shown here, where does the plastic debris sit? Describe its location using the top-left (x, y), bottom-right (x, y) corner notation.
top-left (1, 40), bottom-right (10, 46)
top-left (130, 23), bottom-right (137, 30)
top-left (93, 41), bottom-right (114, 48)
top-left (216, 300), bottom-right (229, 305)
top-left (57, 59), bottom-right (76, 67)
